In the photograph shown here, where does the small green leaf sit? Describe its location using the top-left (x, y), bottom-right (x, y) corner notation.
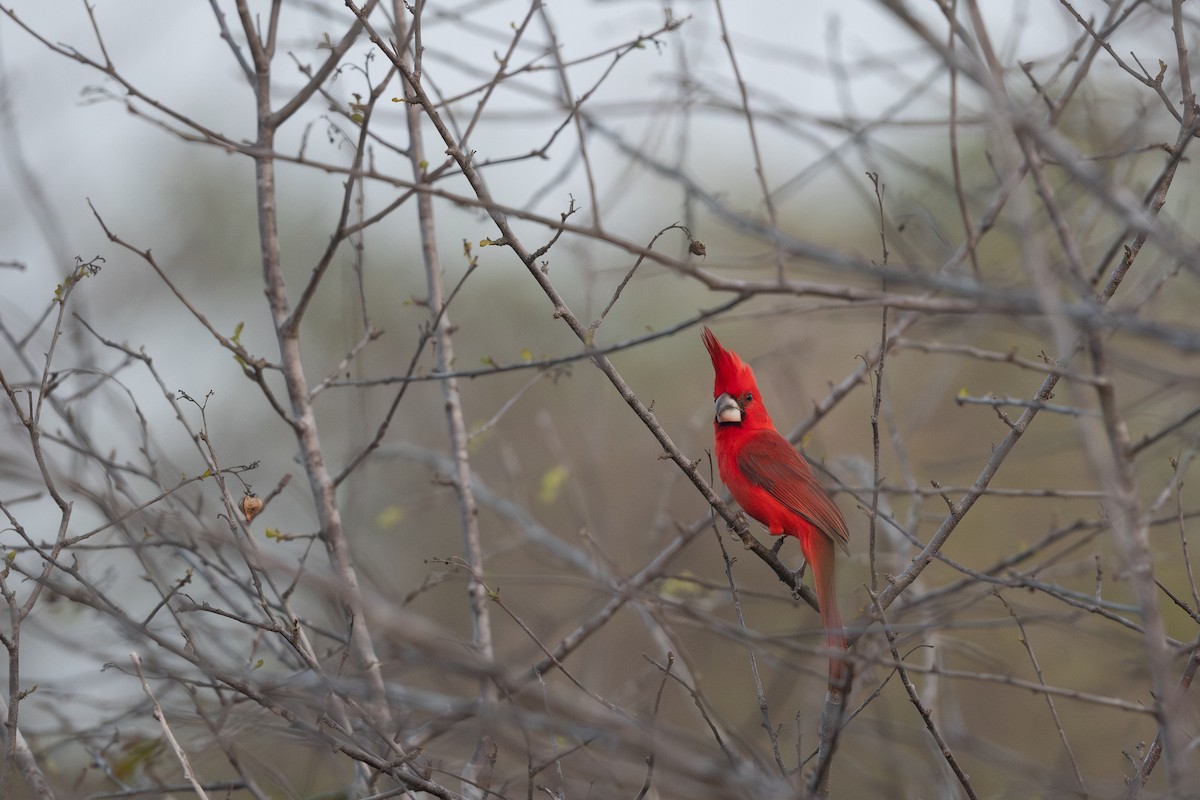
top-left (539, 465), bottom-right (569, 505)
top-left (660, 575), bottom-right (707, 600)
top-left (520, 348), bottom-right (533, 362)
top-left (113, 737), bottom-right (165, 780)
top-left (375, 505), bottom-right (405, 530)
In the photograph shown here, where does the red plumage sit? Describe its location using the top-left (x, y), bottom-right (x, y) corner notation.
top-left (703, 327), bottom-right (850, 686)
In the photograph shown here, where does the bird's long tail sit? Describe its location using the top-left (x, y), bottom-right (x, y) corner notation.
top-left (809, 536), bottom-right (850, 691)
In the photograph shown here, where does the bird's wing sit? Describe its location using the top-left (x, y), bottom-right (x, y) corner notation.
top-left (736, 431), bottom-right (850, 553)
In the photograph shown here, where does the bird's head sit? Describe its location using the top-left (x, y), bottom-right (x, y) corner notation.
top-left (702, 326), bottom-right (773, 430)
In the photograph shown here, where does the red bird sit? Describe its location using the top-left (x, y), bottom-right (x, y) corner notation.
top-left (703, 327), bottom-right (851, 686)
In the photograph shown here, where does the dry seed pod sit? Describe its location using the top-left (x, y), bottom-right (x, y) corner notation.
top-left (240, 493), bottom-right (263, 523)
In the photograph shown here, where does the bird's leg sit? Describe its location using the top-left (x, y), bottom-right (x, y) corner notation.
top-left (725, 509), bottom-right (749, 537)
top-left (794, 557), bottom-right (809, 583)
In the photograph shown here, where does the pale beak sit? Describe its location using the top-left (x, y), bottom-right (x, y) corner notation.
top-left (714, 392), bottom-right (742, 424)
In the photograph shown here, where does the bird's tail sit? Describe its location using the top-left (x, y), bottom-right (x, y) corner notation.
top-left (811, 537), bottom-right (851, 692)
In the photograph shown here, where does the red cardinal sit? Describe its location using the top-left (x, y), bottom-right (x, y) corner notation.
top-left (703, 327), bottom-right (850, 686)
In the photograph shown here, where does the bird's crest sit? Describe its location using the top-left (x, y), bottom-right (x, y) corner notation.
top-left (702, 326), bottom-right (759, 398)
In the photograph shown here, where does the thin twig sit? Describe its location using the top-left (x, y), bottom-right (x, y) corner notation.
top-left (129, 653), bottom-right (211, 800)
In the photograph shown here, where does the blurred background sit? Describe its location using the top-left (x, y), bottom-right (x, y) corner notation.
top-left (2, 1), bottom-right (1199, 798)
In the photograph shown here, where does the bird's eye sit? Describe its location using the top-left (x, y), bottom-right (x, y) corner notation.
top-left (741, 392), bottom-right (753, 405)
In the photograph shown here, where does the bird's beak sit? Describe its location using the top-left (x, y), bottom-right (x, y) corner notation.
top-left (714, 392), bottom-right (742, 424)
